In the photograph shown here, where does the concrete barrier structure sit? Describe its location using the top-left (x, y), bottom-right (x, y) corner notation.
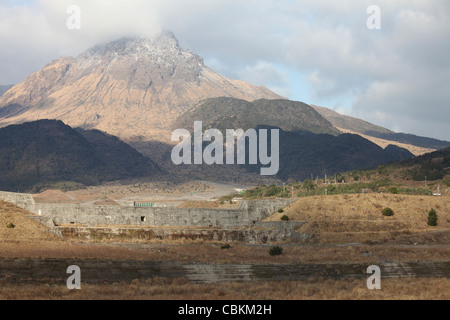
top-left (57, 221), bottom-right (310, 244)
top-left (0, 191), bottom-right (35, 208)
top-left (0, 191), bottom-right (295, 228)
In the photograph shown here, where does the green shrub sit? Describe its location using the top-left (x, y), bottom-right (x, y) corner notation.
top-left (269, 246), bottom-right (283, 256)
top-left (6, 223), bottom-right (15, 229)
top-left (278, 209), bottom-right (284, 213)
top-left (389, 186), bottom-right (398, 194)
top-left (221, 244), bottom-right (231, 250)
top-left (264, 185), bottom-right (279, 197)
top-left (303, 179), bottom-right (315, 191)
top-left (378, 187), bottom-right (388, 193)
top-left (382, 208), bottom-right (394, 217)
top-left (427, 209), bottom-right (438, 227)
top-left (281, 215), bottom-right (290, 221)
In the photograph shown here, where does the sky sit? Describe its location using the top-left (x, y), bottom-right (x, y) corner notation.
top-left (0, 0), bottom-right (449, 140)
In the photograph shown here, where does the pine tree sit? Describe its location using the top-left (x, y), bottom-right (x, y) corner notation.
top-left (427, 209), bottom-right (438, 227)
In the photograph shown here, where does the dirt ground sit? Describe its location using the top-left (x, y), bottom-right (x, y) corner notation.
top-left (32, 180), bottom-right (249, 205)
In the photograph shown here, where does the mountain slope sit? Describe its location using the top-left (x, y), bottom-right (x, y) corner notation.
top-left (170, 99), bottom-right (414, 181)
top-left (0, 120), bottom-right (159, 192)
top-left (0, 85), bottom-right (13, 98)
top-left (0, 33), bottom-right (283, 143)
top-left (392, 147), bottom-right (450, 181)
top-left (311, 105), bottom-right (393, 135)
top-left (335, 146), bottom-right (450, 188)
top-left (174, 97), bottom-right (340, 135)
top-left (243, 126), bottom-right (414, 180)
top-left (311, 105), bottom-right (450, 153)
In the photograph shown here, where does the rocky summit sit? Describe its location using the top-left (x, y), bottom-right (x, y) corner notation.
top-left (0, 32), bottom-right (282, 143)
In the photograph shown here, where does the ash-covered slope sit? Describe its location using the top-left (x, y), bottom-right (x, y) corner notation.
top-left (312, 105), bottom-right (450, 151)
top-left (0, 32), bottom-right (282, 143)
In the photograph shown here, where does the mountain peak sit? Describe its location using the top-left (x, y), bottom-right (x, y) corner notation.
top-left (78, 32), bottom-right (199, 66)
top-left (76, 32), bottom-right (204, 83)
top-left (0, 32), bottom-right (283, 142)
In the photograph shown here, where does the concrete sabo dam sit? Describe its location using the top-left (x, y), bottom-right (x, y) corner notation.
top-left (0, 191), bottom-right (310, 243)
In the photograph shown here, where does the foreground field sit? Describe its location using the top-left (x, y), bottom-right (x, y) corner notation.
top-left (1, 195), bottom-right (449, 300)
top-left (1, 278), bottom-right (449, 300)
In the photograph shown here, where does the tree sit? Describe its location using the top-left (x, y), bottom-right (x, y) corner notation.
top-left (428, 209), bottom-right (438, 227)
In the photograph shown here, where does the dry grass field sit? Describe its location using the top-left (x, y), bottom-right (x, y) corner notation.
top-left (266, 193), bottom-right (450, 244)
top-left (1, 277), bottom-right (449, 300)
top-left (1, 196), bottom-right (450, 265)
top-left (0, 201), bottom-right (58, 242)
top-left (1, 194), bottom-right (449, 300)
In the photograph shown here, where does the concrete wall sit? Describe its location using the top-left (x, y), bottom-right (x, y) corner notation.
top-left (58, 222), bottom-right (311, 244)
top-left (0, 191), bottom-right (296, 228)
top-left (0, 191), bottom-right (35, 207)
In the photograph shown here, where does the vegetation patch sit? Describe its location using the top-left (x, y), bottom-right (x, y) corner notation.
top-left (382, 208), bottom-right (395, 217)
top-left (428, 209), bottom-right (438, 227)
top-left (269, 246), bottom-right (283, 256)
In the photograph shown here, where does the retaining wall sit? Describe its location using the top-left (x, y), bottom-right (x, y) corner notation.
top-left (0, 191), bottom-right (296, 228)
top-left (0, 191), bottom-right (35, 207)
top-left (58, 222), bottom-right (310, 244)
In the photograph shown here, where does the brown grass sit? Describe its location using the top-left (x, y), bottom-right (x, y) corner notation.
top-left (265, 194), bottom-right (450, 244)
top-left (1, 193), bottom-right (448, 301)
top-left (0, 201), bottom-right (58, 242)
top-left (1, 277), bottom-right (448, 300)
top-left (1, 241), bottom-right (449, 265)
top-left (2, 200), bottom-right (447, 266)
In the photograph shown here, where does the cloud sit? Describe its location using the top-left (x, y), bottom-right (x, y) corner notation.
top-left (0, 0), bottom-right (449, 140)
top-left (0, 0), bottom-right (162, 83)
top-left (233, 61), bottom-right (291, 98)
